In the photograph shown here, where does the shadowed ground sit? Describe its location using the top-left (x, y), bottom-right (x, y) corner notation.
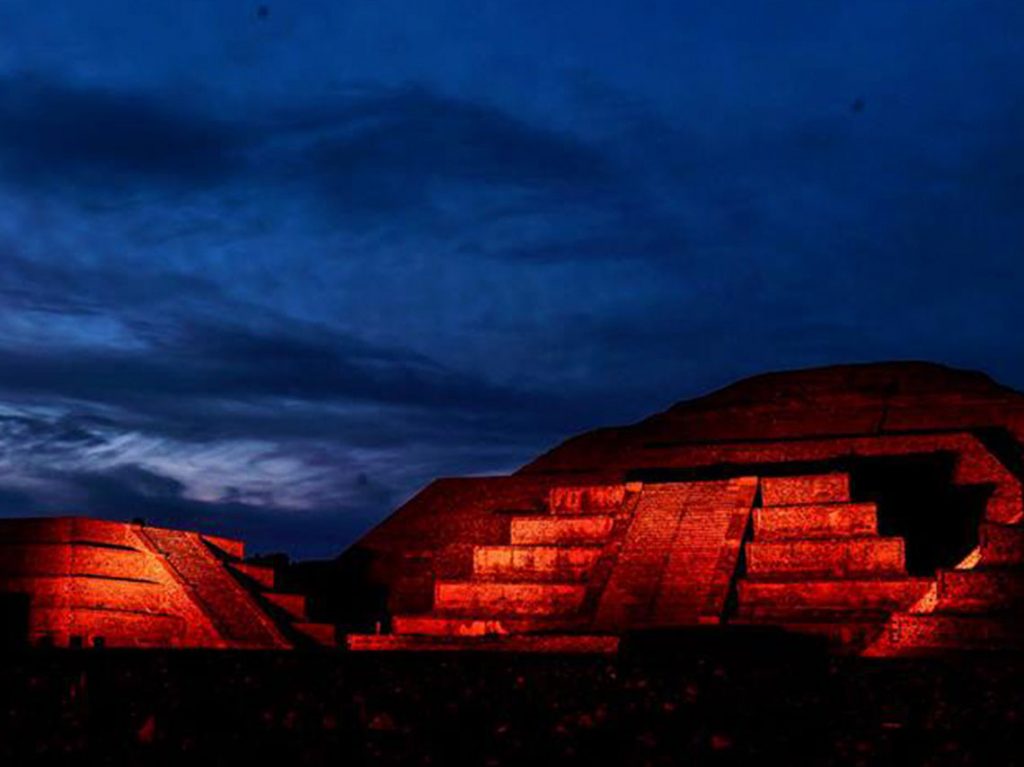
top-left (1, 643), bottom-right (1020, 765)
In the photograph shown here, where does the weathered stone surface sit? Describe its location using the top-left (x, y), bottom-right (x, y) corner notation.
top-left (761, 475), bottom-right (851, 507)
top-left (548, 485), bottom-right (627, 514)
top-left (510, 516), bottom-right (615, 545)
top-left (473, 545), bottom-right (603, 581)
top-left (745, 538), bottom-right (906, 579)
top-left (870, 613), bottom-right (1024, 653)
top-left (0, 517), bottom-right (331, 649)
top-left (753, 503), bottom-right (878, 540)
top-left (937, 568), bottom-right (1024, 611)
top-left (433, 581), bottom-right (587, 616)
top-left (736, 578), bottom-right (932, 616)
top-left (593, 485), bottom-right (694, 628)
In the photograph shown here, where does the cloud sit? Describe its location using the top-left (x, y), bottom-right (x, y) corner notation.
top-left (0, 300), bottom-right (596, 557)
top-left (0, 463), bottom-right (356, 556)
top-left (0, 395), bottom-right (544, 556)
top-left (0, 74), bottom-right (245, 190)
top-left (0, 315), bottom-right (556, 418)
top-left (0, 73), bottom-right (620, 214)
top-left (0, 74), bottom-right (683, 267)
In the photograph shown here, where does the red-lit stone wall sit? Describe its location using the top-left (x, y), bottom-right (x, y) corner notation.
top-left (0, 518), bottom-right (223, 647)
top-left (0, 517), bottom-right (337, 649)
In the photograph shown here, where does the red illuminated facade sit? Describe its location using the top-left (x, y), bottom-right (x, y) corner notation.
top-left (2, 362), bottom-right (1023, 655)
top-left (0, 517), bottom-right (335, 649)
top-left (344, 362), bottom-right (1024, 655)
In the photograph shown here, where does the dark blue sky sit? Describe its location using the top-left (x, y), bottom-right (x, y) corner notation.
top-left (1, 2), bottom-right (1022, 557)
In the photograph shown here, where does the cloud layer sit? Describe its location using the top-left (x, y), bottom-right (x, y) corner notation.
top-left (1, 1), bottom-right (1023, 555)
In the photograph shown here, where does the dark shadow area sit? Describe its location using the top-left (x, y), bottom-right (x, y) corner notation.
top-left (621, 625), bottom-right (829, 663)
top-left (847, 453), bottom-right (986, 575)
top-left (279, 547), bottom-right (390, 633)
top-left (0, 649), bottom-right (1021, 765)
top-left (0, 593), bottom-right (28, 650)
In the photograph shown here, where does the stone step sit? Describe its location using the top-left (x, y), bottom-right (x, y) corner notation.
top-left (937, 568), bottom-right (1024, 612)
top-left (292, 622), bottom-right (336, 647)
top-left (753, 503), bottom-right (877, 541)
top-left (872, 613), bottom-right (1024, 653)
top-left (548, 485), bottom-right (627, 515)
top-left (391, 615), bottom-right (553, 636)
top-left (228, 562), bottom-right (276, 590)
top-left (346, 633), bottom-right (619, 653)
top-left (473, 545), bottom-right (603, 581)
top-left (262, 592), bottom-right (308, 620)
top-left (979, 523), bottom-right (1024, 566)
top-left (760, 474), bottom-right (850, 507)
top-left (434, 581), bottom-right (587, 616)
top-left (737, 577), bottom-right (932, 618)
top-left (745, 538), bottom-right (906, 579)
top-left (510, 516), bottom-right (614, 545)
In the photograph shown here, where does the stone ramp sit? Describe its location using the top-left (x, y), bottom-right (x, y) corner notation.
top-left (745, 538), bottom-right (907, 579)
top-left (139, 528), bottom-right (289, 648)
top-left (594, 480), bottom-right (756, 629)
top-left (651, 479), bottom-right (757, 625)
top-left (592, 485), bottom-right (691, 629)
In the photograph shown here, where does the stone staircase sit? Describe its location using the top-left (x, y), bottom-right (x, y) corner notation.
top-left (859, 435), bottom-right (1024, 656)
top-left (347, 483), bottom-right (636, 651)
top-left (347, 479), bottom-right (760, 652)
top-left (864, 520), bottom-right (1024, 655)
top-left (139, 528), bottom-right (335, 649)
top-left (735, 474), bottom-right (932, 650)
top-left (345, 472), bottom-right (1022, 655)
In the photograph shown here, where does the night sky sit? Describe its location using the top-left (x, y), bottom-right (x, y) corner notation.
top-left (1, 2), bottom-right (1022, 557)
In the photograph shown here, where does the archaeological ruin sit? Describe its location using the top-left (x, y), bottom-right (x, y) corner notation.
top-left (3, 362), bottom-right (1023, 655)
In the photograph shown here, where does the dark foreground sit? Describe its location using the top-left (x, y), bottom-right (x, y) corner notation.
top-left (1, 636), bottom-right (1021, 766)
